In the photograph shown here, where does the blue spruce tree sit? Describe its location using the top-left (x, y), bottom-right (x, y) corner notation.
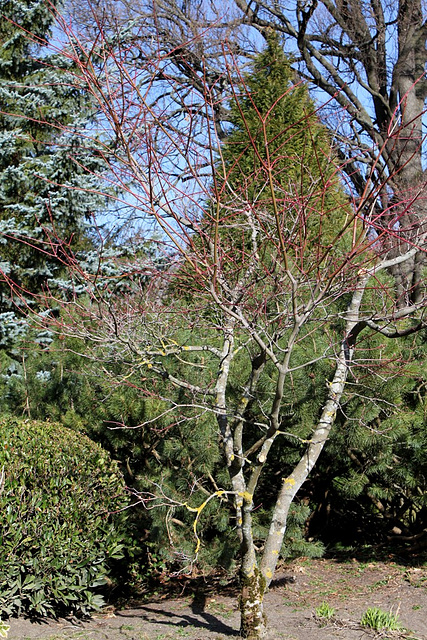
top-left (0, 0), bottom-right (103, 350)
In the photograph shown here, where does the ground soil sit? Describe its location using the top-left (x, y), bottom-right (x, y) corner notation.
top-left (6, 559), bottom-right (427, 640)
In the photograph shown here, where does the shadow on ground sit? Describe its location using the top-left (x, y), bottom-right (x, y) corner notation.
top-left (7, 559), bottom-right (427, 640)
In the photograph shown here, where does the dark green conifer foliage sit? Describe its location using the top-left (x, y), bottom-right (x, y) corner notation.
top-left (0, 0), bottom-right (102, 349)
top-left (308, 331), bottom-right (427, 551)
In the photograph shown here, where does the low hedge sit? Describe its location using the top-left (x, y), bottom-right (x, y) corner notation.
top-left (0, 418), bottom-right (128, 618)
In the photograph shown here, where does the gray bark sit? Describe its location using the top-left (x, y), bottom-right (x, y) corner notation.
top-left (260, 272), bottom-right (369, 584)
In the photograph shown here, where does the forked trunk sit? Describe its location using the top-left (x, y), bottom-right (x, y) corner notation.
top-left (237, 279), bottom-right (373, 638)
top-left (240, 568), bottom-right (267, 639)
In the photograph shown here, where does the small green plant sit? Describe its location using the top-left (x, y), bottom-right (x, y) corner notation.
top-left (360, 607), bottom-right (402, 632)
top-left (370, 577), bottom-right (391, 590)
top-left (315, 602), bottom-right (336, 623)
top-left (0, 619), bottom-right (10, 638)
top-left (207, 600), bottom-right (233, 619)
top-left (358, 562), bottom-right (369, 573)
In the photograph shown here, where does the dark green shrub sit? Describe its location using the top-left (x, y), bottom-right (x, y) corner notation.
top-left (0, 418), bottom-right (128, 618)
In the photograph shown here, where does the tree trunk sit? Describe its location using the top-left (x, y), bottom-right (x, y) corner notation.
top-left (259, 275), bottom-right (371, 586)
top-left (240, 568), bottom-right (267, 639)
top-left (238, 487), bottom-right (267, 638)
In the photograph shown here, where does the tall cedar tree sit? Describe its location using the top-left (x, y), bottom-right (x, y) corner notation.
top-left (215, 38), bottom-right (349, 266)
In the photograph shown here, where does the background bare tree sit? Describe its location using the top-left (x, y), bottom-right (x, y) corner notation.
top-left (65, 0), bottom-right (427, 305)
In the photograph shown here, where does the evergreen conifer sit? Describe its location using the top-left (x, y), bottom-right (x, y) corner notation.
top-left (218, 36), bottom-right (347, 259)
top-left (0, 0), bottom-right (103, 350)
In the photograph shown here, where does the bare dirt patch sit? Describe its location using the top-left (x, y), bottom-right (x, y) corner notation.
top-left (7, 559), bottom-right (427, 640)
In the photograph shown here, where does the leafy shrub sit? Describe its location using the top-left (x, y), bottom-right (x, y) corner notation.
top-left (0, 418), bottom-right (128, 618)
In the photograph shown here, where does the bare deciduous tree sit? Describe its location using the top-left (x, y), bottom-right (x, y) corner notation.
top-left (2, 6), bottom-right (427, 639)
top-left (66, 0), bottom-right (427, 305)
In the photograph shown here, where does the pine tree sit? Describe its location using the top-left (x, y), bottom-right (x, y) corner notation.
top-left (0, 0), bottom-right (103, 350)
top-left (307, 330), bottom-right (427, 551)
